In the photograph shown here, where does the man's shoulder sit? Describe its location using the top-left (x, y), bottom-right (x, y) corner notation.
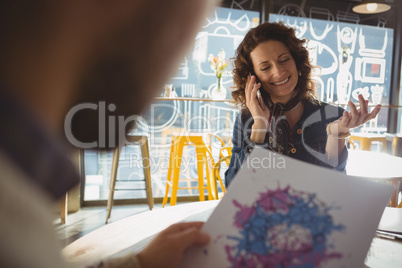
top-left (0, 150), bottom-right (69, 268)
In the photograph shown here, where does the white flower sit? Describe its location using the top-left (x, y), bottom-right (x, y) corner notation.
top-left (208, 49), bottom-right (227, 78)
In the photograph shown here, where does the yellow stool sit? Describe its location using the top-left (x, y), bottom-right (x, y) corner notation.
top-left (349, 133), bottom-right (386, 151)
top-left (106, 135), bottom-right (153, 223)
top-left (162, 135), bottom-right (214, 207)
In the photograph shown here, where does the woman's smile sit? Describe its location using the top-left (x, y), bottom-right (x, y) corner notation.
top-left (271, 76), bottom-right (290, 86)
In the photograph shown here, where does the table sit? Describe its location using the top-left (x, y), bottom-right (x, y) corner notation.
top-left (63, 201), bottom-right (402, 268)
top-left (346, 150), bottom-right (402, 207)
top-left (365, 207), bottom-right (402, 268)
top-left (62, 201), bottom-right (219, 267)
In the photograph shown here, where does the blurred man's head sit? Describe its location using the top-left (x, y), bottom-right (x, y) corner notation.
top-left (0, 0), bottom-right (215, 148)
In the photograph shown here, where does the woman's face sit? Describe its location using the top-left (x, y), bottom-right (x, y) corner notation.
top-left (250, 40), bottom-right (298, 103)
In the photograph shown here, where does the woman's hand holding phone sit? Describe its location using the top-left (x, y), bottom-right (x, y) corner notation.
top-left (245, 74), bottom-right (270, 120)
top-left (245, 74), bottom-right (271, 143)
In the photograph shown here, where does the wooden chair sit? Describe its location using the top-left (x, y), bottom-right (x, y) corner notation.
top-left (206, 134), bottom-right (232, 162)
top-left (60, 194), bottom-right (68, 224)
top-left (60, 149), bottom-right (81, 224)
top-left (347, 139), bottom-right (356, 150)
top-left (205, 134), bottom-right (232, 199)
top-left (106, 135), bottom-right (153, 223)
top-left (211, 150), bottom-right (231, 199)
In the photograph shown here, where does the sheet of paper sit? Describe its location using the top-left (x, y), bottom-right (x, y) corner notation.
top-left (181, 147), bottom-right (393, 268)
top-left (377, 208), bottom-right (402, 234)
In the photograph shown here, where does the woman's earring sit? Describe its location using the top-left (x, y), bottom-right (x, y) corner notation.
top-left (298, 70), bottom-right (301, 76)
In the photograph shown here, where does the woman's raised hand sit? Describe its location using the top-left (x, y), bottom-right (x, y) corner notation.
top-left (246, 75), bottom-right (271, 143)
top-left (245, 75), bottom-right (270, 123)
top-left (333, 94), bottom-right (381, 135)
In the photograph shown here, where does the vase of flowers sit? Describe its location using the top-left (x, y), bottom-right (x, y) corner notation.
top-left (208, 50), bottom-right (227, 100)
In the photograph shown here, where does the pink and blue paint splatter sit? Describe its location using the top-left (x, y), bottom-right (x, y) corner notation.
top-left (225, 183), bottom-right (344, 267)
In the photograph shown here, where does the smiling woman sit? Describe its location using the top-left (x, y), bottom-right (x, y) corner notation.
top-left (224, 22), bottom-right (382, 188)
top-left (249, 40), bottom-right (299, 104)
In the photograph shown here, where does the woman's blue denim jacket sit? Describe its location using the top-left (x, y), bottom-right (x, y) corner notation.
top-left (225, 100), bottom-right (348, 188)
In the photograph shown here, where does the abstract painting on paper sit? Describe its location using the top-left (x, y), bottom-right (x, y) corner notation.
top-left (226, 184), bottom-right (345, 267)
top-left (180, 147), bottom-right (393, 268)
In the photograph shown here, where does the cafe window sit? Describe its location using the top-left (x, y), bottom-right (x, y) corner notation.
top-left (164, 7), bottom-right (260, 99)
top-left (82, 6), bottom-right (260, 203)
top-left (268, 13), bottom-right (394, 133)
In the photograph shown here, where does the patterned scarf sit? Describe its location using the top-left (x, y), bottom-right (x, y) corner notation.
top-left (266, 93), bottom-right (300, 155)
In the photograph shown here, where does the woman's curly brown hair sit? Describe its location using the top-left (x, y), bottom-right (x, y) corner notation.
top-left (232, 22), bottom-right (317, 107)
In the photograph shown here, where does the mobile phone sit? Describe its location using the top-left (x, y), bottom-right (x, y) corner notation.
top-left (249, 71), bottom-right (260, 84)
top-left (249, 72), bottom-right (265, 110)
